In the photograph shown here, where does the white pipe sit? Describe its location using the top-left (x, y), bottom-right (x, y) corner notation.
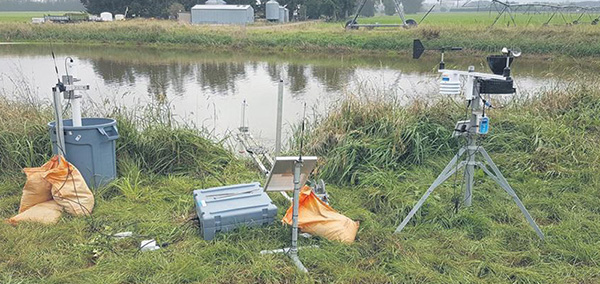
top-left (68, 60), bottom-right (83, 127)
top-left (72, 98), bottom-right (82, 127)
top-left (275, 79), bottom-right (284, 155)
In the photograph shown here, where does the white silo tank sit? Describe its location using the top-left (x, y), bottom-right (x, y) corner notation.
top-left (279, 6), bottom-right (285, 23)
top-left (266, 0), bottom-right (280, 22)
top-left (100, 12), bottom-right (113, 22)
top-left (284, 8), bottom-right (289, 22)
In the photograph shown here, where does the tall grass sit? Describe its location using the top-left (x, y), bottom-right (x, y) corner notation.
top-left (0, 98), bottom-right (242, 181)
top-left (300, 95), bottom-right (460, 184)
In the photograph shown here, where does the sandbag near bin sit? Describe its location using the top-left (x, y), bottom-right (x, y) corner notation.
top-left (8, 156), bottom-right (95, 225)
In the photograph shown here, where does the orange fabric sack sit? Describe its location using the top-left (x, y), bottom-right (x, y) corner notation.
top-left (43, 156), bottom-right (95, 216)
top-left (8, 200), bottom-right (63, 225)
top-left (18, 159), bottom-right (59, 213)
top-left (283, 186), bottom-right (359, 243)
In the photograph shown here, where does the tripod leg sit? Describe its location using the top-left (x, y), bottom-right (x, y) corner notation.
top-left (464, 146), bottom-right (477, 207)
top-left (394, 148), bottom-right (466, 234)
top-left (477, 148), bottom-right (545, 240)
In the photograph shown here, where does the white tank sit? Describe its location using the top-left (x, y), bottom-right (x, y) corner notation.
top-left (279, 6), bottom-right (285, 23)
top-left (115, 14), bottom-right (125, 21)
top-left (100, 12), bottom-right (113, 22)
top-left (266, 0), bottom-right (280, 21)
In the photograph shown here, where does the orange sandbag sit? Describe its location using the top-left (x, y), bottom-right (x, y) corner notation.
top-left (8, 200), bottom-right (63, 225)
top-left (283, 186), bottom-right (359, 243)
top-left (18, 158), bottom-right (59, 213)
top-left (43, 156), bottom-right (95, 216)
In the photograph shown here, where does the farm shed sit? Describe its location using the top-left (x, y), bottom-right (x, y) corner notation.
top-left (191, 4), bottom-right (254, 25)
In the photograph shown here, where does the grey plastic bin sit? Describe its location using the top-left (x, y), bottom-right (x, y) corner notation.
top-left (48, 118), bottom-right (119, 189)
top-left (193, 182), bottom-right (278, 240)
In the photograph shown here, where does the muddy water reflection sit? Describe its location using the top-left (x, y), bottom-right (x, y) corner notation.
top-left (0, 44), bottom-right (585, 148)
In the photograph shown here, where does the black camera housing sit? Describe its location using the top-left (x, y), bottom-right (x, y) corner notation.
top-left (478, 78), bottom-right (515, 94)
top-left (487, 55), bottom-right (513, 76)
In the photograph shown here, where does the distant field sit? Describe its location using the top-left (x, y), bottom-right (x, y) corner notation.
top-left (355, 12), bottom-right (598, 27)
top-left (0, 11), bottom-right (79, 23)
top-left (0, 10), bottom-right (595, 26)
top-left (1, 12), bottom-right (599, 56)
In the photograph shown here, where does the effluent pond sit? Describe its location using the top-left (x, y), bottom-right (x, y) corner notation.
top-left (0, 44), bottom-right (591, 148)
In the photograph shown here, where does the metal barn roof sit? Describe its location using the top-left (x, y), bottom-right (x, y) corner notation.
top-left (191, 5), bottom-right (252, 10)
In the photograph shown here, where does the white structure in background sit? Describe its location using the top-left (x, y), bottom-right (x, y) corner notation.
top-left (191, 3), bottom-right (254, 25)
top-left (31, 17), bottom-right (45, 24)
top-left (279, 6), bottom-right (289, 23)
top-left (266, 0), bottom-right (280, 22)
top-left (100, 12), bottom-right (113, 22)
top-left (115, 14), bottom-right (125, 21)
top-left (266, 0), bottom-right (288, 23)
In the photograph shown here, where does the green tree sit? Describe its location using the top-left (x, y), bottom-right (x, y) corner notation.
top-left (381, 0), bottom-right (422, 15)
top-left (304, 0), bottom-right (321, 19)
top-left (359, 0), bottom-right (374, 17)
top-left (274, 0), bottom-right (357, 21)
top-left (401, 0), bottom-right (423, 13)
top-left (335, 0), bottom-right (356, 19)
top-left (382, 0), bottom-right (396, 15)
top-left (167, 2), bottom-right (184, 19)
top-left (80, 0), bottom-right (200, 18)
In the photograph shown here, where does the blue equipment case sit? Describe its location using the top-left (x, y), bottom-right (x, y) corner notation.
top-left (193, 182), bottom-right (278, 241)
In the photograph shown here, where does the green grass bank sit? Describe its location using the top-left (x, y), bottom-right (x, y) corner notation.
top-left (1, 79), bottom-right (600, 282)
top-left (1, 13), bottom-right (600, 56)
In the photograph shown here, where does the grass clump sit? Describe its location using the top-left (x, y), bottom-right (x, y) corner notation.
top-left (303, 96), bottom-right (459, 184)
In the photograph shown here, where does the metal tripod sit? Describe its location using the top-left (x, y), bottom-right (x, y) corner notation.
top-left (394, 89), bottom-right (545, 240)
top-left (260, 159), bottom-right (312, 273)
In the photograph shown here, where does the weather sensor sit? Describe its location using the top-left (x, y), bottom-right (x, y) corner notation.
top-left (395, 40), bottom-right (544, 240)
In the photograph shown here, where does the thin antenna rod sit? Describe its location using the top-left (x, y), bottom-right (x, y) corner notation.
top-left (51, 47), bottom-right (60, 83)
top-left (299, 102), bottom-right (307, 161)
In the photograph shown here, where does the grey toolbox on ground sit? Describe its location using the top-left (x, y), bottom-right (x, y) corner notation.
top-left (193, 182), bottom-right (278, 241)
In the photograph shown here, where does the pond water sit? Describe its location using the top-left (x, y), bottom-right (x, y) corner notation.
top-left (0, 44), bottom-right (590, 148)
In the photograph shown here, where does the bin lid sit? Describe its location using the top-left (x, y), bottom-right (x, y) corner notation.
top-left (48, 118), bottom-right (116, 130)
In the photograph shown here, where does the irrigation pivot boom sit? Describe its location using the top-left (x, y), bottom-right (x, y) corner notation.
top-left (346, 0), bottom-right (418, 30)
top-left (394, 40), bottom-right (545, 240)
top-left (480, 0), bottom-right (600, 27)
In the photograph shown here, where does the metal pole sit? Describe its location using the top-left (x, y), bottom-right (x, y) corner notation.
top-left (291, 159), bottom-right (302, 255)
top-left (241, 99), bottom-right (247, 129)
top-left (353, 0), bottom-right (368, 23)
top-left (52, 86), bottom-right (66, 158)
top-left (491, 6), bottom-right (507, 27)
top-left (290, 159), bottom-right (308, 272)
top-left (464, 82), bottom-right (481, 207)
top-left (275, 79), bottom-right (284, 155)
